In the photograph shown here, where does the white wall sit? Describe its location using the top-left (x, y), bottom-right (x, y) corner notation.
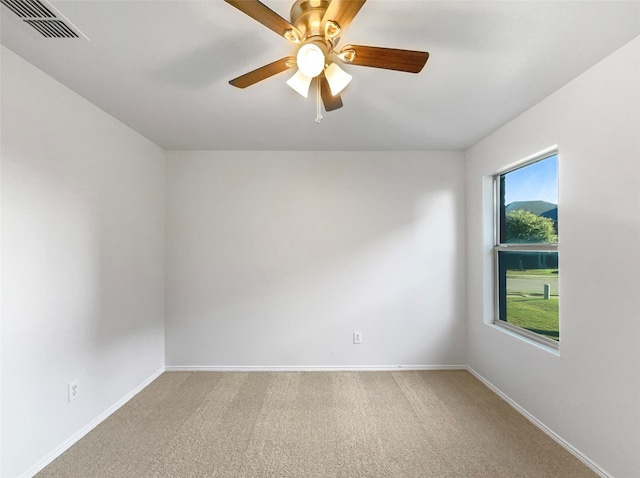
top-left (165, 151), bottom-right (466, 368)
top-left (465, 37), bottom-right (640, 478)
top-left (1, 47), bottom-right (166, 478)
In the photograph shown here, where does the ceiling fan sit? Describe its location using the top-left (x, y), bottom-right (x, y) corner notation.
top-left (224, 0), bottom-right (429, 121)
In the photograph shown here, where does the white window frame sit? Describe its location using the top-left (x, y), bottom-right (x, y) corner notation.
top-left (493, 148), bottom-right (559, 348)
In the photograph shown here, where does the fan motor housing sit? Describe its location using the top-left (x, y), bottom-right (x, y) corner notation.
top-left (290, 0), bottom-right (330, 40)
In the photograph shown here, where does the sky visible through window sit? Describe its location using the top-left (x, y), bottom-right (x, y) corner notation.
top-left (505, 155), bottom-right (558, 205)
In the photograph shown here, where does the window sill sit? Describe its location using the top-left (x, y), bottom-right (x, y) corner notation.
top-left (489, 322), bottom-right (560, 356)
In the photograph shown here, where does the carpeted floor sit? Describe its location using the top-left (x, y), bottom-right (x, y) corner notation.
top-left (37, 371), bottom-right (596, 477)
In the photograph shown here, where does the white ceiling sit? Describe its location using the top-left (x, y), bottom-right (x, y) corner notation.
top-left (2, 1), bottom-right (639, 151)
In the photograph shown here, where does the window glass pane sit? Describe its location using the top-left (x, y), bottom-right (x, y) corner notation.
top-left (498, 251), bottom-right (559, 341)
top-left (500, 155), bottom-right (558, 244)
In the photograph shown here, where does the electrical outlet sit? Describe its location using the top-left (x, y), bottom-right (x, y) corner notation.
top-left (68, 380), bottom-right (79, 402)
top-left (353, 331), bottom-right (362, 344)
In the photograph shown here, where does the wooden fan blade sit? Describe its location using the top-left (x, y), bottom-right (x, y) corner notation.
top-left (225, 0), bottom-right (302, 41)
top-left (321, 0), bottom-right (366, 34)
top-left (320, 74), bottom-right (343, 111)
top-left (340, 44), bottom-right (429, 73)
top-left (229, 56), bottom-right (296, 88)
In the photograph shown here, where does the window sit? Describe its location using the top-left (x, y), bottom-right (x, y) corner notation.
top-left (494, 151), bottom-right (559, 347)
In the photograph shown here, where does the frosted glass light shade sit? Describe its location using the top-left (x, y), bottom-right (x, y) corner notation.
top-left (286, 70), bottom-right (313, 98)
top-left (296, 43), bottom-right (325, 78)
top-left (324, 63), bottom-right (352, 96)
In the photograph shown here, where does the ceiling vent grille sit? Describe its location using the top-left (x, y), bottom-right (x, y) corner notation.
top-left (1, 0), bottom-right (54, 18)
top-left (24, 19), bottom-right (78, 38)
top-left (1, 0), bottom-right (82, 38)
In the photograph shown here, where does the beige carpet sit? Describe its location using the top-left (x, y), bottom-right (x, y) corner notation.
top-left (37, 371), bottom-right (596, 477)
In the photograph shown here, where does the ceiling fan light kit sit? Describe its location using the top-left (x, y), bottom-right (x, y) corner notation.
top-left (296, 41), bottom-right (327, 77)
top-left (286, 69), bottom-right (313, 98)
top-left (324, 62), bottom-right (351, 96)
top-left (225, 0), bottom-right (430, 121)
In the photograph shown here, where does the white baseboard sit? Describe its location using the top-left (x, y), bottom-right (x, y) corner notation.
top-left (466, 366), bottom-right (611, 478)
top-left (20, 367), bottom-right (164, 478)
top-left (165, 365), bottom-right (467, 372)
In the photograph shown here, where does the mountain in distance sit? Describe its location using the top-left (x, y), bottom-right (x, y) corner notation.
top-left (506, 200), bottom-right (557, 221)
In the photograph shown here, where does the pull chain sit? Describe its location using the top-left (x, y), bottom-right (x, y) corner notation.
top-left (315, 77), bottom-right (323, 124)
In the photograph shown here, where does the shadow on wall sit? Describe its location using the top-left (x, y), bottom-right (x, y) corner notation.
top-left (3, 131), bottom-right (163, 362)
